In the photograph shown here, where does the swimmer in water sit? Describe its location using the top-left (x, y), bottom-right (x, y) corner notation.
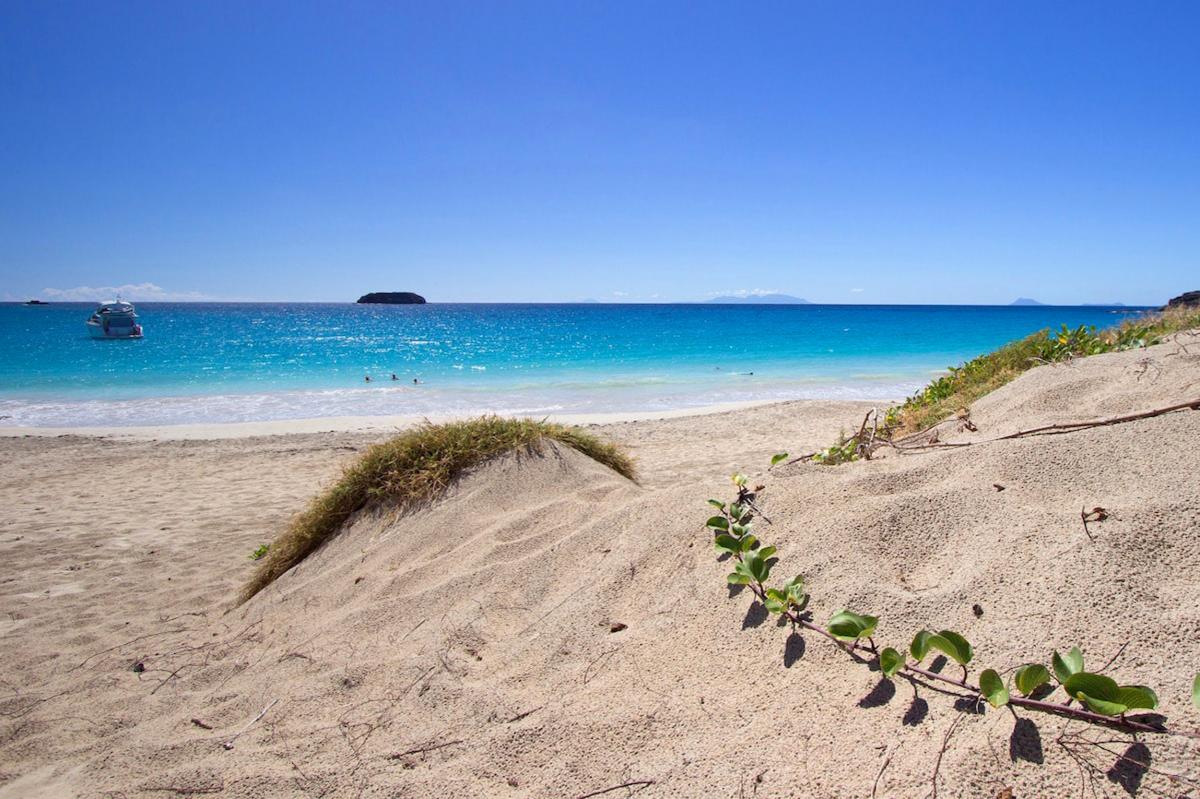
top-left (364, 375), bottom-right (371, 383)
top-left (412, 377), bottom-right (421, 385)
top-left (391, 373), bottom-right (398, 381)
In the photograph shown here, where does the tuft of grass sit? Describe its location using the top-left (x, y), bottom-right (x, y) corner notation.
top-left (239, 416), bottom-right (635, 603)
top-left (891, 306), bottom-right (1200, 436)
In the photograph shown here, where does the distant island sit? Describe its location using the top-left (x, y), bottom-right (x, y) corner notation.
top-left (1009, 297), bottom-right (1045, 306)
top-left (707, 293), bottom-right (809, 305)
top-left (356, 292), bottom-right (426, 305)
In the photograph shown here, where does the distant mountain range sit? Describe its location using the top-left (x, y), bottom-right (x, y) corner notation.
top-left (707, 293), bottom-right (810, 305)
top-left (1011, 298), bottom-right (1129, 307)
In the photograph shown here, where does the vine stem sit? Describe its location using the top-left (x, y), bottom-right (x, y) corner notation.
top-left (721, 492), bottom-right (1168, 737)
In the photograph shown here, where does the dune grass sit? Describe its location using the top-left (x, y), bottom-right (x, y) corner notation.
top-left (239, 416), bottom-right (635, 603)
top-left (893, 305), bottom-right (1200, 436)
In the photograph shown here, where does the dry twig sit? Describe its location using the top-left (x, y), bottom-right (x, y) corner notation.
top-left (574, 780), bottom-right (656, 799)
top-left (222, 698), bottom-right (279, 750)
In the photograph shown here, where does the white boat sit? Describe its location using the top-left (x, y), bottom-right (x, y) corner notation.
top-left (87, 300), bottom-right (144, 339)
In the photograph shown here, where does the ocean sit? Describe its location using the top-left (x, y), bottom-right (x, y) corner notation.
top-left (0, 302), bottom-right (1146, 427)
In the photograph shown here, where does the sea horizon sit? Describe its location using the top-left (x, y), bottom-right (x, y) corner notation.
top-left (0, 302), bottom-right (1150, 428)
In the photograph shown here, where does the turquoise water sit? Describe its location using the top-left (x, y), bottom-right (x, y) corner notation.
top-left (0, 303), bottom-right (1145, 426)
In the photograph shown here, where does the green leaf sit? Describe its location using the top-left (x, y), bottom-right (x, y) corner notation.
top-left (1064, 672), bottom-right (1123, 715)
top-left (1013, 664), bottom-right (1051, 697)
top-left (738, 534), bottom-right (758, 552)
top-left (910, 630), bottom-right (934, 661)
top-left (729, 504), bottom-right (746, 522)
top-left (827, 610), bottom-right (878, 642)
top-left (1193, 673), bottom-right (1200, 710)
top-left (928, 631), bottom-right (973, 666)
top-left (732, 473), bottom-right (748, 487)
top-left (782, 576), bottom-right (805, 605)
top-left (764, 589), bottom-right (787, 614)
top-left (1115, 685), bottom-right (1158, 711)
top-left (713, 534), bottom-right (742, 555)
top-left (1079, 696), bottom-right (1131, 716)
top-left (770, 452), bottom-right (789, 468)
top-left (980, 669), bottom-right (1009, 708)
top-left (1052, 647), bottom-right (1084, 684)
top-left (879, 647), bottom-right (904, 678)
top-left (706, 516), bottom-right (729, 531)
top-left (1063, 672), bottom-right (1117, 700)
top-left (743, 550), bottom-right (777, 584)
top-left (727, 571), bottom-right (749, 585)
top-left (707, 499), bottom-right (726, 510)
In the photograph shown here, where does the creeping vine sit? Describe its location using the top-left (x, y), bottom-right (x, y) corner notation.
top-left (708, 460), bottom-right (1200, 740)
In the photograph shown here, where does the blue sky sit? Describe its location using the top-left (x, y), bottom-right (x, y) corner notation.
top-left (1, 1), bottom-right (1197, 304)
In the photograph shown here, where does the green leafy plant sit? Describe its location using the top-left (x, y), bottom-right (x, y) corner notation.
top-left (249, 544), bottom-right (270, 561)
top-left (1193, 673), bottom-right (1200, 710)
top-left (769, 452), bottom-right (789, 468)
top-left (727, 547), bottom-right (777, 588)
top-left (811, 433), bottom-right (861, 465)
top-left (702, 452), bottom-right (1184, 745)
top-left (764, 575), bottom-right (808, 614)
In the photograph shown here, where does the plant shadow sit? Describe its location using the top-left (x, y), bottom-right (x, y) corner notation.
top-left (1029, 683), bottom-right (1056, 701)
top-left (1009, 717), bottom-right (1044, 764)
top-left (727, 583), bottom-right (746, 599)
top-left (783, 632), bottom-right (805, 667)
top-left (741, 601), bottom-right (768, 630)
top-left (902, 694), bottom-right (928, 726)
top-left (858, 677), bottom-right (896, 708)
top-left (1106, 742), bottom-right (1150, 797)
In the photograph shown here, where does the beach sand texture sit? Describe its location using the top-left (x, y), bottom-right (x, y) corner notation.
top-left (1, 340), bottom-right (1198, 797)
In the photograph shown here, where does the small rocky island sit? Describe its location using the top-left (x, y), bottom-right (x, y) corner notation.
top-left (1165, 290), bottom-right (1200, 310)
top-left (356, 292), bottom-right (426, 305)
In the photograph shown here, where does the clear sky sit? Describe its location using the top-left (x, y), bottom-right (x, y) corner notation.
top-left (1, 1), bottom-right (1197, 304)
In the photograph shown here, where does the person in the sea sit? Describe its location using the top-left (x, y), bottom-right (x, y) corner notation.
top-left (364, 375), bottom-right (371, 383)
top-left (391, 373), bottom-right (398, 381)
top-left (412, 378), bottom-right (421, 385)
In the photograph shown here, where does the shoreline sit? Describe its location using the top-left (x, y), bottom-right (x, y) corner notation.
top-left (0, 397), bottom-right (898, 440)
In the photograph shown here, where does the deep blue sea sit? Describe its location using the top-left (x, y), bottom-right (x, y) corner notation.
top-left (0, 303), bottom-right (1147, 427)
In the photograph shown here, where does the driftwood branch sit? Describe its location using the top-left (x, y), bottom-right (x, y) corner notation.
top-left (810, 397), bottom-right (1200, 461)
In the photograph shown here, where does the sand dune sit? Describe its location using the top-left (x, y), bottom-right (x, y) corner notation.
top-left (1, 341), bottom-right (1198, 797)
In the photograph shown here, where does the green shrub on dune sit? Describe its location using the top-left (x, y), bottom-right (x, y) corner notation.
top-left (240, 416), bottom-right (635, 603)
top-left (895, 306), bottom-right (1200, 435)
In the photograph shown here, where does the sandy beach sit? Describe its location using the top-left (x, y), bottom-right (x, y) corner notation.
top-left (2, 340), bottom-right (1198, 797)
